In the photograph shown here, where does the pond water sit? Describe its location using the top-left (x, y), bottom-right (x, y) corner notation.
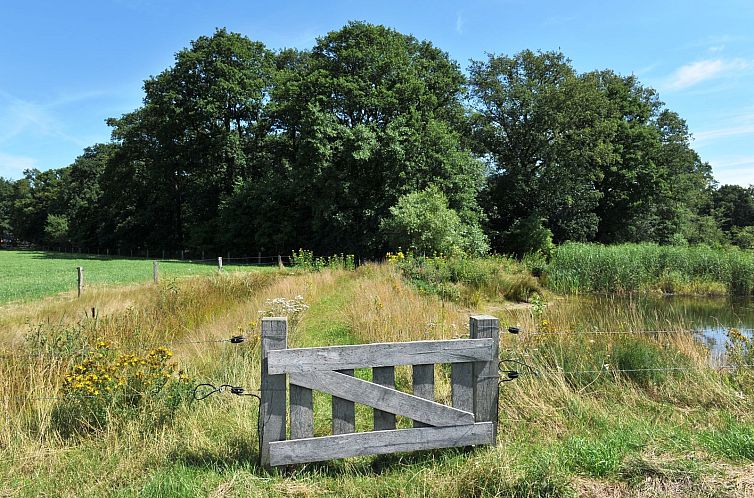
top-left (551, 294), bottom-right (754, 359)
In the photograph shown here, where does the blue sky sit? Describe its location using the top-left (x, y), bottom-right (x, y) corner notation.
top-left (1, 0), bottom-right (753, 185)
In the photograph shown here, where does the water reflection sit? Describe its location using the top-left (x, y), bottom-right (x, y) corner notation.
top-left (552, 294), bottom-right (754, 357)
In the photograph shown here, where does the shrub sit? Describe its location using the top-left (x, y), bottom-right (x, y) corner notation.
top-left (52, 342), bottom-right (191, 437)
top-left (380, 186), bottom-right (489, 256)
top-left (291, 249), bottom-right (355, 271)
top-left (502, 214), bottom-right (555, 258)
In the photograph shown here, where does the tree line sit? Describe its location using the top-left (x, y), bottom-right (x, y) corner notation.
top-left (1, 22), bottom-right (751, 258)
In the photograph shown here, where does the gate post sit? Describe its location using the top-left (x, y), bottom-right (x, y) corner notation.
top-left (470, 315), bottom-right (499, 443)
top-left (260, 317), bottom-right (288, 468)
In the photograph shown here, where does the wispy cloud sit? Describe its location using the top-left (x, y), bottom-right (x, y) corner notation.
top-left (694, 110), bottom-right (754, 144)
top-left (0, 89), bottom-right (93, 147)
top-left (455, 11), bottom-right (464, 34)
top-left (664, 58), bottom-right (749, 91)
top-left (709, 156), bottom-right (754, 186)
top-left (0, 152), bottom-right (38, 179)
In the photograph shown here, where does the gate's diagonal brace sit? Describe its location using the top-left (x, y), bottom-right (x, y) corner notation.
top-left (289, 370), bottom-right (474, 427)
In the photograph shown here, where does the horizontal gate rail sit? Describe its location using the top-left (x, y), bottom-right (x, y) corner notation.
top-left (289, 370), bottom-right (475, 427)
top-left (267, 338), bottom-right (495, 374)
top-left (269, 422), bottom-right (494, 466)
top-left (258, 315), bottom-right (500, 468)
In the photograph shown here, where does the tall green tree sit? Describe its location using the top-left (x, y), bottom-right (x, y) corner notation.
top-left (264, 21), bottom-right (485, 255)
top-left (105, 28), bottom-right (275, 251)
top-left (469, 51), bottom-right (609, 247)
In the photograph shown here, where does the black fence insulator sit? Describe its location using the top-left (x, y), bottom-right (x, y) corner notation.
top-left (230, 335), bottom-right (245, 344)
top-left (508, 327), bottom-right (520, 334)
top-left (230, 387), bottom-right (245, 395)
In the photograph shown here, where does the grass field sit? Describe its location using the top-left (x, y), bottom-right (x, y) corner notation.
top-left (0, 250), bottom-right (275, 304)
top-left (1, 261), bottom-right (753, 496)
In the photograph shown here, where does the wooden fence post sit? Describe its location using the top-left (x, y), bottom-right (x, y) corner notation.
top-left (278, 255), bottom-right (284, 269)
top-left (260, 317), bottom-right (288, 469)
top-left (217, 256), bottom-right (223, 270)
top-left (153, 261), bottom-right (159, 284)
top-left (76, 266), bottom-right (84, 298)
top-left (470, 315), bottom-right (500, 443)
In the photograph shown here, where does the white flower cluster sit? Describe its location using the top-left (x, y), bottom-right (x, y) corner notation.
top-left (259, 295), bottom-right (310, 318)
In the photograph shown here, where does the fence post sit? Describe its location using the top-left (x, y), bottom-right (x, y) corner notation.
top-left (470, 315), bottom-right (500, 443)
top-left (278, 255), bottom-right (283, 269)
top-left (76, 266), bottom-right (84, 297)
top-left (217, 256), bottom-right (223, 270)
top-left (153, 261), bottom-right (159, 284)
top-left (260, 317), bottom-right (288, 469)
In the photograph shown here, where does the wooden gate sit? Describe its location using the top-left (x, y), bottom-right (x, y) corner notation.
top-left (258, 315), bottom-right (500, 467)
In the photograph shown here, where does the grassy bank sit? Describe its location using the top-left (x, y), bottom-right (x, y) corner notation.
top-left (390, 253), bottom-right (542, 305)
top-left (1, 264), bottom-right (753, 496)
top-left (0, 250), bottom-right (275, 304)
top-left (546, 243), bottom-right (754, 296)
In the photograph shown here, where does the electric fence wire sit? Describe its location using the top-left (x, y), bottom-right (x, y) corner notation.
top-left (504, 326), bottom-right (706, 337)
top-left (497, 358), bottom-right (754, 384)
top-left (0, 331), bottom-right (260, 362)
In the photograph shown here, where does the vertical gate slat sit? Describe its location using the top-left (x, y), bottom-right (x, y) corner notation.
top-left (332, 369), bottom-right (355, 434)
top-left (260, 317), bottom-right (288, 469)
top-left (470, 315), bottom-right (500, 442)
top-left (290, 384), bottom-right (313, 439)
top-left (412, 364), bottom-right (434, 428)
top-left (372, 366), bottom-right (396, 430)
top-left (451, 362), bottom-right (473, 413)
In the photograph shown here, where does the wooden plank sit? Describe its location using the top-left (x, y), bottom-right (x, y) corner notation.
top-left (289, 370), bottom-right (473, 427)
top-left (470, 315), bottom-right (500, 443)
top-left (269, 422), bottom-right (494, 466)
top-left (412, 364), bottom-right (434, 428)
top-left (268, 339), bottom-right (495, 374)
top-left (259, 317), bottom-right (288, 469)
top-left (290, 384), bottom-right (313, 440)
top-left (372, 366), bottom-right (396, 430)
top-left (452, 362), bottom-right (473, 413)
top-left (332, 369), bottom-right (355, 435)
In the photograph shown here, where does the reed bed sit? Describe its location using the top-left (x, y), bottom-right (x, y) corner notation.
top-left (547, 243), bottom-right (754, 295)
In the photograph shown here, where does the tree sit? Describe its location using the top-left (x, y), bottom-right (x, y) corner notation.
top-left (469, 51), bottom-right (607, 247)
top-left (381, 186), bottom-right (488, 256)
top-left (469, 51), bottom-right (716, 249)
top-left (105, 28), bottom-right (275, 251)
top-left (267, 21), bottom-right (485, 256)
top-left (0, 178), bottom-right (13, 243)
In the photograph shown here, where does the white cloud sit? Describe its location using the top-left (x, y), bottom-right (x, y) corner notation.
top-left (0, 152), bottom-right (38, 179)
top-left (456, 11), bottom-right (464, 34)
top-left (664, 58), bottom-right (749, 91)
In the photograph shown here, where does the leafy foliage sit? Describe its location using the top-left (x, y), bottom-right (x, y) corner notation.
top-left (381, 186), bottom-right (488, 256)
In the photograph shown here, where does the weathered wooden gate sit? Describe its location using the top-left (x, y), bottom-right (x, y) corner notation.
top-left (258, 315), bottom-right (500, 467)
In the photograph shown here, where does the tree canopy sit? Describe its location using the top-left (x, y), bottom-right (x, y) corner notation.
top-left (0, 24), bottom-right (746, 256)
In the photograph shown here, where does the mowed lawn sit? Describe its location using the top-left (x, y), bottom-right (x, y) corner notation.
top-left (0, 250), bottom-right (273, 304)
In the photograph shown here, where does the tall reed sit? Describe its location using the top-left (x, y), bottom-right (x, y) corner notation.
top-left (547, 243), bottom-right (754, 295)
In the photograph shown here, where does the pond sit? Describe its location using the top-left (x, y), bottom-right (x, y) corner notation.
top-left (545, 294), bottom-right (754, 360)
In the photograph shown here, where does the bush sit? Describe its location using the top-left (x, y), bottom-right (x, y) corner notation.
top-left (291, 249), bottom-right (355, 271)
top-left (52, 343), bottom-right (192, 437)
top-left (381, 186), bottom-right (489, 256)
top-left (502, 214), bottom-right (555, 258)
